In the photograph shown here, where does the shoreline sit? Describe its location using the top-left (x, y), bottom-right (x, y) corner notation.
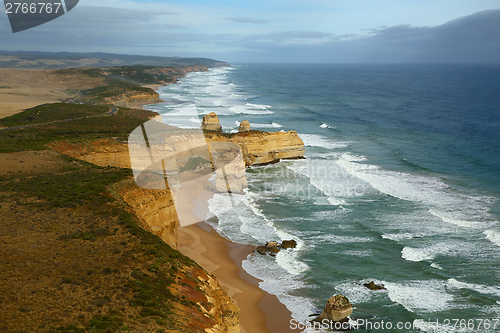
top-left (125, 73), bottom-right (301, 332)
top-left (177, 222), bottom-right (296, 333)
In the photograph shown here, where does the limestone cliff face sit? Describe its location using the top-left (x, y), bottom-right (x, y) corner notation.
top-left (205, 130), bottom-right (305, 166)
top-left (171, 266), bottom-right (240, 333)
top-left (106, 91), bottom-right (161, 106)
top-left (115, 179), bottom-right (179, 249)
top-left (51, 140), bottom-right (132, 168)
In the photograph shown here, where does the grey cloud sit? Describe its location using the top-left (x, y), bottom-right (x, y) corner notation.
top-left (236, 31), bottom-right (337, 48)
top-left (1, 5), bottom-right (499, 63)
top-left (0, 6), bottom-right (191, 53)
top-left (227, 9), bottom-right (500, 63)
top-left (226, 16), bottom-right (269, 24)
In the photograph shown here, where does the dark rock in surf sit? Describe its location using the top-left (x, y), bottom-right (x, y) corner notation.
top-left (280, 239), bottom-right (297, 249)
top-left (363, 281), bottom-right (386, 290)
top-left (256, 246), bottom-right (267, 255)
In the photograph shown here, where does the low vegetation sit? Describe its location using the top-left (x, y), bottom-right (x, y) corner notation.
top-left (0, 104), bottom-right (157, 153)
top-left (0, 67), bottom-right (220, 331)
top-left (56, 65), bottom-right (201, 104)
top-left (0, 103), bottom-right (109, 128)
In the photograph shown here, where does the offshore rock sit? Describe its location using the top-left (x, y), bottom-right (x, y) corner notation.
top-left (313, 295), bottom-right (353, 323)
top-left (256, 241), bottom-right (281, 256)
top-left (280, 239), bottom-right (297, 249)
top-left (256, 240), bottom-right (298, 256)
top-left (256, 246), bottom-right (267, 255)
top-left (238, 120), bottom-right (251, 132)
top-left (363, 281), bottom-right (386, 290)
top-left (266, 241), bottom-right (280, 255)
top-left (202, 112), bottom-right (223, 132)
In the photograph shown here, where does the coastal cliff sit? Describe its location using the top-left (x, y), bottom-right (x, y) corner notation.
top-left (108, 91), bottom-right (161, 107)
top-left (52, 115), bottom-right (304, 236)
top-left (0, 62), bottom-right (243, 332)
top-left (115, 178), bottom-right (179, 249)
top-left (49, 113), bottom-right (303, 332)
top-left (205, 130), bottom-right (305, 166)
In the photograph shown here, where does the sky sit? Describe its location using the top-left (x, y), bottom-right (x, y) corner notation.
top-left (1, 0), bottom-right (499, 63)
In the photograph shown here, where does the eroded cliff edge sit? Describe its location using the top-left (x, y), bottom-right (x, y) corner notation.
top-left (51, 118), bottom-right (305, 248)
top-left (0, 102), bottom-right (241, 332)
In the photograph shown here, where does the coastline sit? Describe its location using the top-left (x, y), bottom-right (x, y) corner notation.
top-left (136, 72), bottom-right (300, 332)
top-left (177, 222), bottom-right (296, 333)
top-left (0, 62), bottom-right (302, 331)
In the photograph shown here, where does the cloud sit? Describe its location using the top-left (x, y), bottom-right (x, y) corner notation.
top-left (226, 17), bottom-right (270, 24)
top-left (1, 3), bottom-right (499, 63)
top-left (225, 9), bottom-right (500, 63)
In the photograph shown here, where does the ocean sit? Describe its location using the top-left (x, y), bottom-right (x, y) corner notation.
top-left (145, 64), bottom-right (500, 332)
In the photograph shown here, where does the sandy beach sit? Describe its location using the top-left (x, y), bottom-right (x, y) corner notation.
top-left (138, 85), bottom-right (298, 333)
top-left (177, 222), bottom-right (297, 333)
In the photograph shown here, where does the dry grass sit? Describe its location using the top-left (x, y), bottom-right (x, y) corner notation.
top-left (0, 69), bottom-right (104, 119)
top-left (0, 150), bottom-right (66, 176)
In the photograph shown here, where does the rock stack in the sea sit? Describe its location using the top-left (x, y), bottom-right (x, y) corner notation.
top-left (201, 113), bottom-right (305, 165)
top-left (238, 120), bottom-right (251, 132)
top-left (201, 112), bottom-right (222, 132)
top-left (255, 239), bottom-right (297, 256)
top-left (312, 295), bottom-right (353, 324)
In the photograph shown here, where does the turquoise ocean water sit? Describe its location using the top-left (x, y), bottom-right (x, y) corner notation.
top-left (146, 64), bottom-right (500, 332)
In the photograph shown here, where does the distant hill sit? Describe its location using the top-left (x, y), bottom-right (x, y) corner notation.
top-left (0, 50), bottom-right (229, 69)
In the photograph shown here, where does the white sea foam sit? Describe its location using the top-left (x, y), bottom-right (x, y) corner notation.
top-left (401, 246), bottom-right (436, 262)
top-left (429, 209), bottom-right (484, 229)
top-left (384, 280), bottom-right (454, 312)
top-left (335, 152), bottom-right (497, 231)
top-left (228, 105), bottom-right (274, 114)
top-left (382, 233), bottom-right (421, 241)
top-left (251, 122), bottom-right (283, 128)
top-left (246, 102), bottom-right (272, 109)
top-left (484, 230), bottom-right (500, 247)
top-left (299, 134), bottom-right (349, 150)
top-left (309, 234), bottom-right (374, 244)
top-left (288, 158), bottom-right (370, 206)
top-left (447, 278), bottom-right (500, 297)
top-left (327, 197), bottom-right (346, 206)
top-left (207, 189), bottom-right (310, 276)
top-left (334, 280), bottom-right (376, 304)
top-left (276, 249), bottom-right (310, 275)
top-left (430, 263), bottom-right (443, 270)
top-left (242, 253), bottom-right (316, 325)
top-left (401, 242), bottom-right (467, 262)
top-left (162, 103), bottom-right (200, 116)
top-left (319, 122), bottom-right (334, 129)
top-left (341, 249), bottom-right (373, 257)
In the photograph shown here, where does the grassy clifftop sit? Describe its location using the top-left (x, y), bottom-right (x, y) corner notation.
top-left (0, 104), bottom-right (157, 153)
top-left (55, 64), bottom-right (212, 105)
